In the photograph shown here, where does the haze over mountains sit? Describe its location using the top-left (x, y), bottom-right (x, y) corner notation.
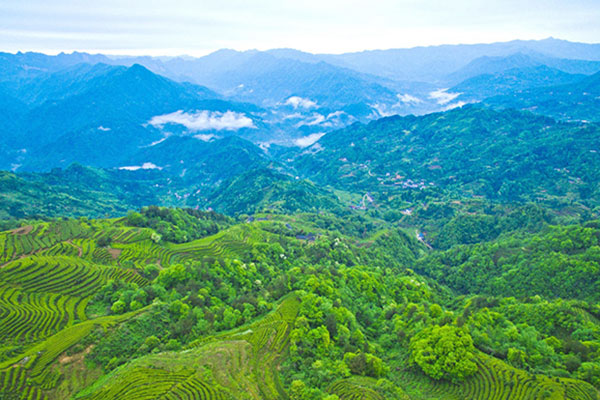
top-left (1, 37), bottom-right (600, 218)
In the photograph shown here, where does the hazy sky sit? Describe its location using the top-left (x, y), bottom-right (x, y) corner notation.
top-left (1, 0), bottom-right (599, 56)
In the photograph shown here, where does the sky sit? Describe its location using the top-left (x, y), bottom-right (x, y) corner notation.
top-left (1, 0), bottom-right (599, 56)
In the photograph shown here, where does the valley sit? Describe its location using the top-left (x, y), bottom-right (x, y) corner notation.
top-left (1, 36), bottom-right (600, 399)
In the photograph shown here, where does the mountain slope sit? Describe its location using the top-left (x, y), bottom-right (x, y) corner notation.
top-left (0, 51), bottom-right (113, 83)
top-left (445, 52), bottom-right (600, 85)
top-left (206, 167), bottom-right (345, 215)
top-left (450, 65), bottom-right (585, 101)
top-left (161, 51), bottom-right (399, 112)
top-left (2, 64), bottom-right (264, 171)
top-left (0, 214), bottom-right (598, 399)
top-left (124, 135), bottom-right (269, 184)
top-left (0, 165), bottom-right (169, 219)
top-left (9, 63), bottom-right (220, 148)
top-left (485, 71), bottom-right (600, 122)
top-left (291, 106), bottom-right (600, 204)
top-left (316, 38), bottom-right (600, 83)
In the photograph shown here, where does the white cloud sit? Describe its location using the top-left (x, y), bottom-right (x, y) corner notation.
top-left (282, 112), bottom-right (304, 120)
top-left (371, 94), bottom-right (421, 117)
top-left (149, 110), bottom-right (255, 131)
top-left (296, 113), bottom-right (325, 127)
top-left (119, 162), bottom-right (162, 171)
top-left (370, 103), bottom-right (395, 117)
top-left (285, 96), bottom-right (318, 109)
top-left (193, 133), bottom-right (217, 141)
top-left (146, 137), bottom-right (167, 146)
top-left (294, 132), bottom-right (326, 147)
top-left (429, 89), bottom-right (461, 105)
top-left (397, 93), bottom-right (422, 104)
top-left (442, 101), bottom-right (468, 111)
top-left (326, 111), bottom-right (345, 119)
top-left (97, 126), bottom-right (111, 131)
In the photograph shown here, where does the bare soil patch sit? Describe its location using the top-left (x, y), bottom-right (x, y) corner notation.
top-left (107, 248), bottom-right (122, 260)
top-left (11, 225), bottom-right (33, 235)
top-left (59, 345), bottom-right (93, 365)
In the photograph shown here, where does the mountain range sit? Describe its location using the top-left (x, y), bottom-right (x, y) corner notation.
top-left (1, 37), bottom-right (600, 220)
top-left (5, 36), bottom-right (600, 400)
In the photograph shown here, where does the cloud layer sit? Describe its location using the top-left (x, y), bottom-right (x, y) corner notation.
top-left (294, 132), bottom-right (326, 147)
top-left (149, 110), bottom-right (255, 131)
top-left (119, 162), bottom-right (162, 171)
top-left (285, 96), bottom-right (317, 109)
top-left (429, 89), bottom-right (461, 105)
top-left (398, 93), bottom-right (422, 104)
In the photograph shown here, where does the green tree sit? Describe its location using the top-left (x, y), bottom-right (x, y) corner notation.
top-left (409, 325), bottom-right (478, 382)
top-left (157, 264), bottom-right (189, 288)
top-left (144, 335), bottom-right (160, 350)
top-left (110, 300), bottom-right (126, 314)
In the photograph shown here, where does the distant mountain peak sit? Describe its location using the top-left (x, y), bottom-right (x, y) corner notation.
top-left (125, 63), bottom-right (153, 75)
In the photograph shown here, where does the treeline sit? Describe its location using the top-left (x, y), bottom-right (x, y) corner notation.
top-left (125, 206), bottom-right (233, 243)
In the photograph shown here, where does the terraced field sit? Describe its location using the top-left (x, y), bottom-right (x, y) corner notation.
top-left (0, 308), bottom-right (146, 399)
top-left (0, 220), bottom-right (152, 400)
top-left (0, 255), bottom-right (147, 350)
top-left (108, 224), bottom-right (261, 269)
top-left (399, 354), bottom-right (599, 400)
top-left (83, 367), bottom-right (230, 400)
top-left (0, 366), bottom-right (48, 400)
top-left (328, 377), bottom-right (387, 400)
top-left (0, 285), bottom-right (88, 344)
top-left (0, 221), bottom-right (89, 264)
top-left (1, 218), bottom-right (598, 400)
top-left (77, 295), bottom-right (301, 400)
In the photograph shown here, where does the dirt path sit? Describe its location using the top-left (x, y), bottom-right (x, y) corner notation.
top-left (66, 240), bottom-right (83, 257)
top-left (11, 225), bottom-right (33, 235)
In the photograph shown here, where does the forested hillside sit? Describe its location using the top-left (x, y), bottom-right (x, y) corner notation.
top-left (2, 38), bottom-right (600, 400)
top-left (485, 71), bottom-right (600, 122)
top-left (0, 209), bottom-right (599, 399)
top-left (291, 106), bottom-right (600, 208)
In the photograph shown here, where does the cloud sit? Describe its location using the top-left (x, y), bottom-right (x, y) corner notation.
top-left (397, 93), bottom-right (422, 104)
top-left (429, 89), bottom-right (461, 105)
top-left (295, 113), bottom-right (326, 127)
top-left (370, 94), bottom-right (422, 117)
top-left (285, 96), bottom-right (318, 109)
top-left (193, 133), bottom-right (217, 141)
top-left (326, 111), bottom-right (345, 119)
top-left (442, 101), bottom-right (468, 111)
top-left (294, 132), bottom-right (326, 147)
top-left (282, 112), bottom-right (304, 120)
top-left (145, 137), bottom-right (167, 147)
top-left (97, 125), bottom-right (111, 131)
top-left (149, 110), bottom-right (255, 131)
top-left (119, 162), bottom-right (162, 171)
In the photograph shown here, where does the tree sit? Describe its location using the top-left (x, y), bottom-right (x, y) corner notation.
top-left (110, 300), bottom-right (126, 314)
top-left (577, 363), bottom-right (600, 387)
top-left (157, 264), bottom-right (189, 288)
top-left (409, 325), bottom-right (478, 382)
top-left (343, 352), bottom-right (388, 378)
top-left (143, 334), bottom-right (159, 346)
top-left (126, 211), bottom-right (146, 227)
